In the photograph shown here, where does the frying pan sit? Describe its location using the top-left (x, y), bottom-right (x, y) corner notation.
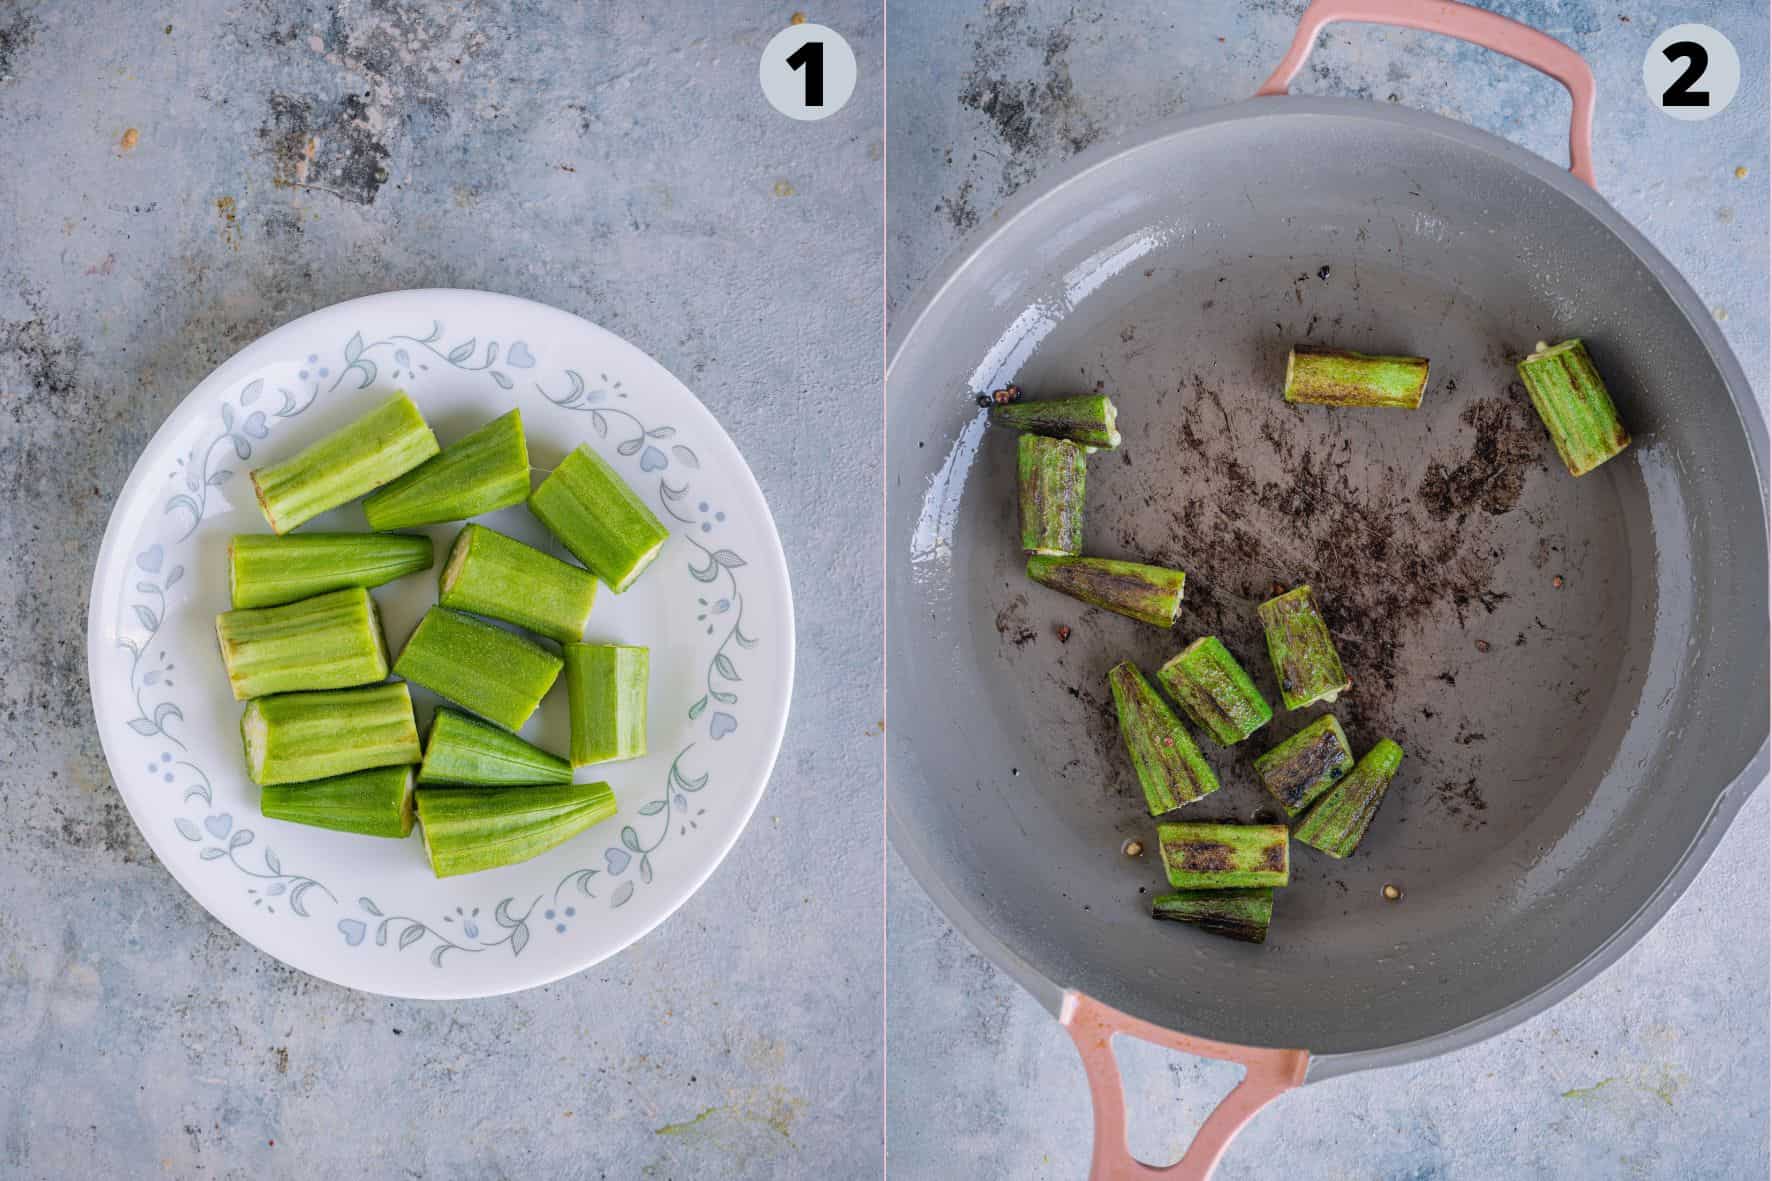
top-left (885, 2), bottom-right (1769, 1176)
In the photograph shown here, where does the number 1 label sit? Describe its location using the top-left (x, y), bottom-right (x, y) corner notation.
top-left (760, 24), bottom-right (857, 121)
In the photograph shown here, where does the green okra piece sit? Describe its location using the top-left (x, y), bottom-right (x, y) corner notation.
top-left (528, 444), bottom-right (669, 592)
top-left (261, 764), bottom-right (416, 838)
top-left (1258, 585), bottom-right (1351, 710)
top-left (1017, 434), bottom-right (1086, 556)
top-left (565, 643), bottom-right (649, 767)
top-left (1108, 660), bottom-right (1219, 815)
top-left (215, 586), bottom-right (389, 701)
top-left (1152, 888), bottom-right (1274, 944)
top-left (989, 394), bottom-right (1121, 448)
top-left (1295, 738), bottom-right (1404, 858)
top-left (1157, 636), bottom-right (1273, 746)
top-left (229, 532), bottom-right (434, 608)
top-left (1516, 339), bottom-right (1631, 476)
top-left (1026, 555), bottom-right (1185, 627)
top-left (240, 682), bottom-right (421, 786)
top-left (418, 781), bottom-right (618, 878)
top-left (1283, 345), bottom-right (1430, 409)
top-left (438, 524), bottom-right (598, 644)
top-left (393, 607), bottom-right (563, 732)
top-left (250, 392), bottom-right (440, 534)
top-left (1253, 714), bottom-right (1353, 817)
top-left (362, 409), bottom-right (532, 530)
top-left (419, 707), bottom-right (572, 787)
top-left (1156, 822), bottom-right (1290, 889)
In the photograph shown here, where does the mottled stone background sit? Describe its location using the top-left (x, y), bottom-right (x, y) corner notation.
top-left (0, 3), bottom-right (882, 1178)
top-left (886, 2), bottom-right (1768, 1178)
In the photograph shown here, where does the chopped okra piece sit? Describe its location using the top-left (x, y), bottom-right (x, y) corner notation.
top-left (1157, 636), bottom-right (1272, 745)
top-left (1258, 584), bottom-right (1351, 710)
top-left (1108, 661), bottom-right (1219, 815)
top-left (1253, 714), bottom-right (1354, 816)
top-left (1294, 739), bottom-right (1404, 858)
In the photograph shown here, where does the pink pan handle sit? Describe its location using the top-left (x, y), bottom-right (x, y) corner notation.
top-left (1253, 0), bottom-right (1597, 189)
top-left (1059, 992), bottom-right (1309, 1180)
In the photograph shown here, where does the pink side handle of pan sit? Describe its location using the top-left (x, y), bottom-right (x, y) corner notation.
top-left (1059, 992), bottom-right (1310, 1180)
top-left (1252, 0), bottom-right (1598, 190)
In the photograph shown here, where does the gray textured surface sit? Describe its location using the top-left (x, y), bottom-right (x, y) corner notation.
top-left (0, 3), bottom-right (882, 1178)
top-left (886, 2), bottom-right (1769, 1178)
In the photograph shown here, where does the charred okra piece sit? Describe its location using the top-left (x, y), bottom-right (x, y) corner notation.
top-left (1253, 714), bottom-right (1353, 816)
top-left (1157, 636), bottom-right (1272, 745)
top-left (250, 392), bottom-right (440, 533)
top-left (1026, 555), bottom-right (1184, 627)
top-left (1157, 822), bottom-right (1289, 889)
top-left (362, 409), bottom-right (532, 530)
top-left (1295, 738), bottom-right (1404, 858)
top-left (261, 764), bottom-right (416, 838)
top-left (417, 781), bottom-right (618, 877)
top-left (1017, 435), bottom-right (1086, 556)
top-left (1108, 661), bottom-right (1219, 815)
top-left (418, 708), bottom-right (573, 787)
top-left (564, 643), bottom-right (649, 767)
top-left (1516, 339), bottom-right (1631, 476)
top-left (1283, 345), bottom-right (1430, 409)
top-left (1152, 888), bottom-right (1274, 943)
top-left (1258, 585), bottom-right (1350, 710)
top-left (393, 607), bottom-right (563, 731)
top-left (528, 444), bottom-right (669, 592)
top-left (989, 394), bottom-right (1121, 448)
top-left (240, 682), bottom-right (421, 786)
top-left (229, 532), bottom-right (434, 608)
top-left (438, 524), bottom-right (599, 645)
top-left (215, 586), bottom-right (389, 701)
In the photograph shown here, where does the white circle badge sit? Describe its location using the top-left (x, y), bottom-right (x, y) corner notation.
top-left (1644, 24), bottom-right (1741, 122)
top-left (759, 23), bottom-right (857, 121)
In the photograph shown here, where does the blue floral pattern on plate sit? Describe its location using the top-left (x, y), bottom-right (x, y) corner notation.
top-left (107, 315), bottom-right (774, 977)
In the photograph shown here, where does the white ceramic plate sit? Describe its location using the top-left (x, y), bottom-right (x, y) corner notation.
top-left (87, 289), bottom-right (794, 998)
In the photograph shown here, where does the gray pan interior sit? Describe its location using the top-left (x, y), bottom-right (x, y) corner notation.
top-left (887, 98), bottom-right (1769, 1071)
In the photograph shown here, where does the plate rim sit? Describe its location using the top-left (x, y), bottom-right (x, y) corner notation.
top-left (87, 286), bottom-right (797, 999)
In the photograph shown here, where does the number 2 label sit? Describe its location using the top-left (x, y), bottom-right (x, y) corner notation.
top-left (1644, 24), bottom-right (1740, 122)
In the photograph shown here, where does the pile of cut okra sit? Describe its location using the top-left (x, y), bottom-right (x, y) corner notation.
top-left (217, 391), bottom-right (668, 878)
top-left (997, 338), bottom-right (1630, 942)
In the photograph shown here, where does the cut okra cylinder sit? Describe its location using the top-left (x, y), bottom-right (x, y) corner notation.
top-left (1284, 345), bottom-right (1430, 409)
top-left (1152, 888), bottom-right (1273, 944)
top-left (1294, 738), bottom-right (1404, 858)
top-left (362, 408), bottom-right (532, 530)
top-left (1157, 636), bottom-right (1272, 745)
top-left (1156, 823), bottom-right (1289, 889)
top-left (1258, 585), bottom-right (1351, 710)
top-left (261, 765), bottom-right (416, 838)
top-left (1253, 714), bottom-right (1353, 816)
top-left (1017, 434), bottom-right (1086, 556)
top-left (419, 708), bottom-right (572, 787)
top-left (418, 782), bottom-right (618, 877)
top-left (393, 608), bottom-right (563, 732)
top-left (250, 392), bottom-right (439, 534)
top-left (565, 643), bottom-right (649, 767)
top-left (241, 682), bottom-right (421, 786)
top-left (229, 533), bottom-right (433, 609)
top-left (1108, 661), bottom-right (1219, 815)
top-left (1026, 555), bottom-right (1185, 627)
top-left (438, 524), bottom-right (598, 644)
top-left (215, 586), bottom-right (389, 701)
top-left (989, 394), bottom-right (1121, 448)
top-left (528, 444), bottom-right (669, 592)
top-left (1516, 339), bottom-right (1631, 476)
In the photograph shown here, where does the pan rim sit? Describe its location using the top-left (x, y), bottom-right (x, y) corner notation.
top-left (886, 93), bottom-right (1770, 1073)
